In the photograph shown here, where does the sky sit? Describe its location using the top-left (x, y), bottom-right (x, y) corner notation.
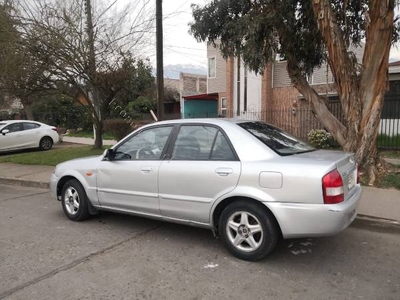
top-left (117, 0), bottom-right (400, 67)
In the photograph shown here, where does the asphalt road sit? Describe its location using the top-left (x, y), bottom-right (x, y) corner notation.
top-left (1, 184), bottom-right (399, 300)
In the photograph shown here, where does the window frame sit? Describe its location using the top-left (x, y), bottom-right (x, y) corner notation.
top-left (208, 56), bottom-right (216, 78)
top-left (220, 97), bottom-right (227, 117)
top-left (23, 122), bottom-right (41, 131)
top-left (4, 122), bottom-right (23, 133)
top-left (166, 123), bottom-right (240, 161)
top-left (110, 124), bottom-right (176, 161)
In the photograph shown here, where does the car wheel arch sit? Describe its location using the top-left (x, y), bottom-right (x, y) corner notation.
top-left (57, 175), bottom-right (79, 199)
top-left (39, 135), bottom-right (54, 150)
top-left (57, 175), bottom-right (98, 215)
top-left (211, 196), bottom-right (282, 238)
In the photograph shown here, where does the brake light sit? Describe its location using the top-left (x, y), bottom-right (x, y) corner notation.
top-left (322, 169), bottom-right (344, 204)
top-left (52, 127), bottom-right (57, 132)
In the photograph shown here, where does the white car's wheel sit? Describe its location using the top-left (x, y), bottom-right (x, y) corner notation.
top-left (39, 136), bottom-right (53, 150)
top-left (218, 200), bottom-right (279, 261)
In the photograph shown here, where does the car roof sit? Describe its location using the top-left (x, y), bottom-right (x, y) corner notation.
top-left (0, 120), bottom-right (44, 125)
top-left (154, 118), bottom-right (258, 126)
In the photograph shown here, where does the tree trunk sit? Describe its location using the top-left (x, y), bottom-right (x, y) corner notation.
top-left (94, 118), bottom-right (103, 149)
top-left (23, 102), bottom-right (34, 120)
top-left (309, 0), bottom-right (395, 184)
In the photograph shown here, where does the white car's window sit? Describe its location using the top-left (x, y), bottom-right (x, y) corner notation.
top-left (4, 123), bottom-right (23, 133)
top-left (114, 126), bottom-right (173, 160)
top-left (172, 125), bottom-right (219, 160)
top-left (23, 123), bottom-right (40, 130)
top-left (239, 122), bottom-right (315, 156)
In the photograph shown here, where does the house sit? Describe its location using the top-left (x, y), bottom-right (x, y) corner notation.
top-left (178, 72), bottom-right (215, 118)
top-left (206, 42), bottom-right (399, 147)
top-left (382, 61), bottom-right (400, 138)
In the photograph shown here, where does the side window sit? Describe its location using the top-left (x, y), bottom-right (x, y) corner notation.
top-left (23, 123), bottom-right (40, 130)
top-left (211, 131), bottom-right (236, 161)
top-left (172, 125), bottom-right (218, 160)
top-left (5, 123), bottom-right (23, 133)
top-left (114, 126), bottom-right (173, 161)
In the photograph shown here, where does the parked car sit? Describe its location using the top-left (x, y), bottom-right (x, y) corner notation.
top-left (0, 120), bottom-right (59, 153)
top-left (50, 119), bottom-right (361, 261)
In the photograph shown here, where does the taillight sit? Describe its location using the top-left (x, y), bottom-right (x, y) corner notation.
top-left (322, 169), bottom-right (344, 204)
top-left (52, 127), bottom-right (57, 132)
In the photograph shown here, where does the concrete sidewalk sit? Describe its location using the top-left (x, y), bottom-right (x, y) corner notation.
top-left (0, 162), bottom-right (399, 224)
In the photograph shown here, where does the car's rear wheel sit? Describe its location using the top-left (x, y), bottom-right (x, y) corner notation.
top-left (39, 136), bottom-right (53, 150)
top-left (218, 200), bottom-right (279, 261)
top-left (61, 179), bottom-right (90, 221)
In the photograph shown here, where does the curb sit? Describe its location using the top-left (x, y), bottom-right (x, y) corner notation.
top-left (353, 215), bottom-right (400, 234)
top-left (0, 177), bottom-right (50, 190)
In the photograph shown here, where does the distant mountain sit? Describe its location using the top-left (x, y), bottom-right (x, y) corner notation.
top-left (152, 64), bottom-right (207, 79)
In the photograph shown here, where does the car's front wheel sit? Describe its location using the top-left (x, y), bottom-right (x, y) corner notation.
top-left (39, 136), bottom-right (53, 150)
top-left (61, 179), bottom-right (90, 221)
top-left (218, 200), bottom-right (279, 261)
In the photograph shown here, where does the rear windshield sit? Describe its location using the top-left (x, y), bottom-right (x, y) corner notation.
top-left (238, 121), bottom-right (315, 156)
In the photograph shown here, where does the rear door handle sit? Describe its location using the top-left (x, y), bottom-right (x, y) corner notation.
top-left (141, 166), bottom-right (153, 173)
top-left (215, 168), bottom-right (233, 176)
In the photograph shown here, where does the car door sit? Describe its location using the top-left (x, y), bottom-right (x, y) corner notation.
top-left (96, 125), bottom-right (174, 216)
top-left (21, 122), bottom-right (41, 148)
top-left (0, 123), bottom-right (24, 150)
top-left (159, 124), bottom-right (241, 224)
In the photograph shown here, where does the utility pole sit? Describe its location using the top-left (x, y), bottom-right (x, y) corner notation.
top-left (156, 0), bottom-right (164, 121)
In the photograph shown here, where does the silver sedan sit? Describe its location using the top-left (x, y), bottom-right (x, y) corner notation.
top-left (50, 119), bottom-right (362, 261)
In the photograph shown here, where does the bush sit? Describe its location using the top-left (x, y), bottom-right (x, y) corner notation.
top-left (308, 129), bottom-right (333, 149)
top-left (104, 119), bottom-right (136, 141)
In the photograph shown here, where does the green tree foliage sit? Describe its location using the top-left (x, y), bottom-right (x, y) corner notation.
top-left (190, 0), bottom-right (398, 183)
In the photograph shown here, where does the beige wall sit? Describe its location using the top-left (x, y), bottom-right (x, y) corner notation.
top-left (207, 43), bottom-right (227, 94)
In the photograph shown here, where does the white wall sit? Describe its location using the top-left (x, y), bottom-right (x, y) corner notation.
top-left (233, 58), bottom-right (262, 118)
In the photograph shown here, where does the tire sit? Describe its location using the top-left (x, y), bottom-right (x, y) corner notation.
top-left (218, 200), bottom-right (279, 261)
top-left (39, 136), bottom-right (53, 150)
top-left (61, 179), bottom-right (90, 221)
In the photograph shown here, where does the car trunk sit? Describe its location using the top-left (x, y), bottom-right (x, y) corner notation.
top-left (296, 150), bottom-right (358, 201)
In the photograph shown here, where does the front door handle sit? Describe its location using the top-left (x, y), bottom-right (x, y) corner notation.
top-left (215, 168), bottom-right (233, 176)
top-left (141, 166), bottom-right (153, 173)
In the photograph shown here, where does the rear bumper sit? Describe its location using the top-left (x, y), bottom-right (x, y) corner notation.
top-left (265, 185), bottom-right (362, 239)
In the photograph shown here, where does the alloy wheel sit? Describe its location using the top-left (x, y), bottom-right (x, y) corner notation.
top-left (64, 187), bottom-right (80, 215)
top-left (226, 211), bottom-right (264, 252)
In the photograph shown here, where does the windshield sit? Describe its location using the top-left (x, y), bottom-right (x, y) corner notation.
top-left (0, 122), bottom-right (7, 129)
top-left (238, 121), bottom-right (315, 156)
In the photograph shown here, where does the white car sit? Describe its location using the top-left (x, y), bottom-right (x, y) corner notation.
top-left (0, 120), bottom-right (60, 152)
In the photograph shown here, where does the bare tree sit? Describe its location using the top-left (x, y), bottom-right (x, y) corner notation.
top-left (9, 0), bottom-right (155, 148)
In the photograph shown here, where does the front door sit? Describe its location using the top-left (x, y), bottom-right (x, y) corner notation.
top-left (97, 125), bottom-right (174, 216)
top-left (0, 123), bottom-right (24, 150)
top-left (159, 125), bottom-right (241, 224)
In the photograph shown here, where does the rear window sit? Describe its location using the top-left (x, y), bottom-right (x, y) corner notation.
top-left (238, 121), bottom-right (315, 156)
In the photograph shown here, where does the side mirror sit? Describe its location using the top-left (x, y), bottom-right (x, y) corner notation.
top-left (103, 148), bottom-right (115, 161)
top-left (1, 129), bottom-right (9, 136)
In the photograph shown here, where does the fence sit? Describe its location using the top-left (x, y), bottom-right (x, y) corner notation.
top-left (182, 102), bottom-right (399, 150)
top-left (3, 98), bottom-right (399, 149)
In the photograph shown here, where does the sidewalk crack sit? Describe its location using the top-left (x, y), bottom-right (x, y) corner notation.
top-left (0, 191), bottom-right (50, 202)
